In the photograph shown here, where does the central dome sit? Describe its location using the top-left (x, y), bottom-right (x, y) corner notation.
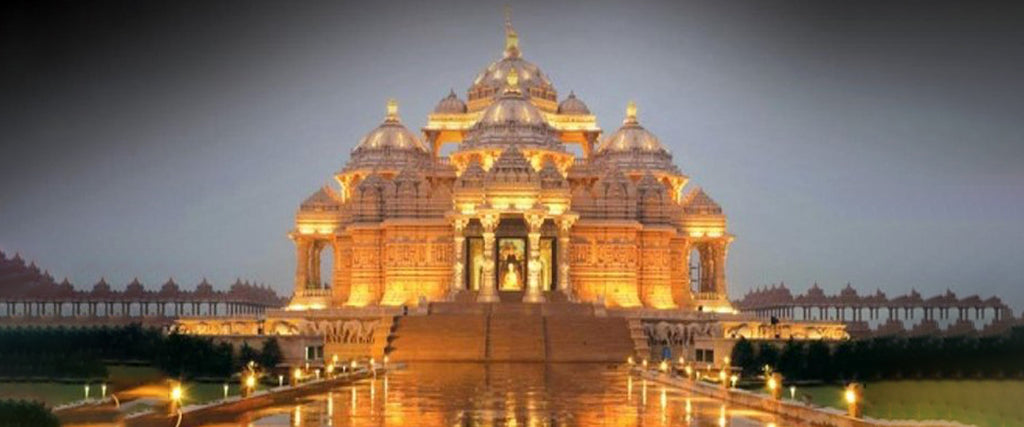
top-left (462, 69), bottom-right (561, 149)
top-left (467, 15), bottom-right (557, 105)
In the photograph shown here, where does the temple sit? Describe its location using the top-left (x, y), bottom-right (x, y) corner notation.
top-left (288, 17), bottom-right (730, 313)
top-left (175, 13), bottom-right (850, 367)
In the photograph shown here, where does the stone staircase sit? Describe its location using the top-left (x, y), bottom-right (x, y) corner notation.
top-left (386, 298), bottom-right (634, 363)
top-left (488, 312), bottom-right (546, 361)
top-left (387, 314), bottom-right (487, 362)
top-left (545, 315), bottom-right (634, 362)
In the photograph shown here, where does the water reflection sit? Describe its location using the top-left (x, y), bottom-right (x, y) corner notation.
top-left (198, 363), bottom-right (792, 427)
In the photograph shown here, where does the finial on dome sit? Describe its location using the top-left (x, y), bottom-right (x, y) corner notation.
top-left (624, 100), bottom-right (638, 124)
top-left (386, 98), bottom-right (399, 121)
top-left (504, 5), bottom-right (520, 58)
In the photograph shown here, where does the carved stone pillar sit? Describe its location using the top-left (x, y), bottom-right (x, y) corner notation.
top-left (293, 235), bottom-right (312, 294)
top-left (670, 236), bottom-right (692, 307)
top-left (556, 214), bottom-right (578, 299)
top-left (310, 241), bottom-right (322, 289)
top-left (477, 212), bottom-right (500, 303)
top-left (523, 211), bottom-right (546, 303)
top-left (713, 238), bottom-right (731, 297)
top-left (450, 216), bottom-right (470, 298)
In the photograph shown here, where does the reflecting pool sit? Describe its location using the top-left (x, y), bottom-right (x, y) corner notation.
top-left (198, 363), bottom-right (796, 427)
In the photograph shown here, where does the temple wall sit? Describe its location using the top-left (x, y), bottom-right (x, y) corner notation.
top-left (638, 227), bottom-right (675, 309)
top-left (379, 220), bottom-right (452, 306)
top-left (569, 221), bottom-right (641, 307)
top-left (346, 225), bottom-right (384, 306)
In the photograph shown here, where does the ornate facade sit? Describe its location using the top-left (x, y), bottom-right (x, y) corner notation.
top-left (287, 17), bottom-right (733, 313)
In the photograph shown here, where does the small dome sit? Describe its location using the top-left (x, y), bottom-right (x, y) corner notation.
top-left (596, 101), bottom-right (667, 154)
top-left (353, 99), bottom-right (428, 154)
top-left (557, 91), bottom-right (590, 115)
top-left (433, 89), bottom-right (467, 114)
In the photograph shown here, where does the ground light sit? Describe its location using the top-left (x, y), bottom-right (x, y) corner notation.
top-left (243, 374), bottom-right (256, 397)
top-left (223, 383), bottom-right (229, 400)
top-left (659, 360), bottom-right (669, 373)
top-left (766, 373), bottom-right (783, 400)
top-left (101, 383), bottom-right (107, 399)
top-left (729, 374), bottom-right (739, 388)
top-left (790, 385), bottom-right (796, 400)
top-left (83, 384), bottom-right (90, 400)
top-left (845, 383), bottom-right (863, 418)
top-left (168, 382), bottom-right (183, 416)
top-left (292, 367), bottom-right (303, 387)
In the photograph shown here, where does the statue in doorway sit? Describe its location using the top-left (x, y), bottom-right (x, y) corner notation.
top-left (501, 262), bottom-right (521, 290)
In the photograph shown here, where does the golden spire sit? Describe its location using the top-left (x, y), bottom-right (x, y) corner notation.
top-left (504, 5), bottom-right (520, 58)
top-left (386, 98), bottom-right (399, 121)
top-left (624, 100), bottom-right (638, 124)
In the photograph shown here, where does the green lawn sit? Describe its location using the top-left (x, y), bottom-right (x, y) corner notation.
top-left (0, 382), bottom-right (88, 407)
top-left (0, 365), bottom-right (165, 407)
top-left (798, 380), bottom-right (1024, 427)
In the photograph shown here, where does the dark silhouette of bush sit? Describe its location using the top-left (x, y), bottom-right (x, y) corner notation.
top-left (0, 400), bottom-right (59, 427)
top-left (731, 326), bottom-right (1024, 383)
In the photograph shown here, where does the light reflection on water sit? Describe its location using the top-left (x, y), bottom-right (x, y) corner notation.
top-left (206, 363), bottom-right (792, 427)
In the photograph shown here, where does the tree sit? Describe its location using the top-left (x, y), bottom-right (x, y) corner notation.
top-left (730, 338), bottom-right (758, 376)
top-left (755, 342), bottom-right (780, 374)
top-left (805, 340), bottom-right (832, 382)
top-left (239, 342), bottom-right (259, 368)
top-left (777, 340), bottom-right (805, 380)
top-left (259, 338), bottom-right (284, 370)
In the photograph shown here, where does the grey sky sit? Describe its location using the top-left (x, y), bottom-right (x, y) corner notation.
top-left (2, 0), bottom-right (1022, 309)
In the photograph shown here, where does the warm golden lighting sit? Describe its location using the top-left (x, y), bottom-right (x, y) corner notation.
top-left (245, 375), bottom-right (256, 389)
top-left (767, 377), bottom-right (777, 391)
top-left (293, 368), bottom-right (303, 381)
top-left (844, 388), bottom-right (857, 404)
top-left (170, 385), bottom-right (183, 402)
top-left (627, 356), bottom-right (635, 366)
top-left (659, 360), bottom-right (669, 372)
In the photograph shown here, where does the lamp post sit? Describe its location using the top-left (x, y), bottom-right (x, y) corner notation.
top-left (789, 385), bottom-right (797, 400)
top-left (101, 383), bottom-right (107, 399)
top-left (845, 383), bottom-right (863, 418)
top-left (291, 367), bottom-right (302, 387)
top-left (242, 374), bottom-right (256, 398)
top-left (729, 374), bottom-right (739, 389)
top-left (83, 384), bottom-right (90, 401)
top-left (659, 360), bottom-right (669, 373)
top-left (168, 382), bottom-right (183, 416)
top-left (766, 373), bottom-right (783, 400)
top-left (223, 383), bottom-right (229, 400)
